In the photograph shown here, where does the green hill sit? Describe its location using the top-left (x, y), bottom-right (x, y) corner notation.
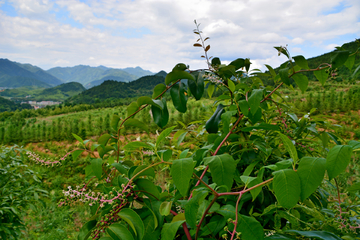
top-left (0, 96), bottom-right (32, 113)
top-left (66, 72), bottom-right (166, 104)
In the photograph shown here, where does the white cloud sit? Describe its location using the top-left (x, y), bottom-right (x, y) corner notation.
top-left (0, 0), bottom-right (359, 73)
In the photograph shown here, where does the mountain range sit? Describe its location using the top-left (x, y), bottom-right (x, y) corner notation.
top-left (0, 58), bottom-right (154, 89)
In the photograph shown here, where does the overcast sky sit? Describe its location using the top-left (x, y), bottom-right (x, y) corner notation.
top-left (0, 0), bottom-right (359, 73)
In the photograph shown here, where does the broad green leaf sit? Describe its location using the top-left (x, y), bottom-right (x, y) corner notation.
top-left (137, 96), bottom-right (162, 109)
top-left (170, 82), bottom-right (187, 113)
top-left (159, 201), bottom-right (172, 216)
top-left (172, 130), bottom-right (188, 147)
top-left (98, 133), bottom-right (112, 145)
top-left (248, 89), bottom-right (263, 115)
top-left (352, 64), bottom-right (360, 78)
top-left (228, 79), bottom-right (235, 92)
top-left (331, 50), bottom-right (350, 69)
top-left (216, 204), bottom-right (236, 220)
top-left (172, 63), bottom-right (187, 71)
top-left (127, 102), bottom-right (139, 117)
top-left (203, 154), bottom-right (236, 190)
top-left (205, 104), bottom-right (225, 133)
top-left (118, 208), bottom-right (144, 240)
top-left (165, 70), bottom-right (194, 85)
top-left (124, 142), bottom-right (152, 151)
top-left (151, 98), bottom-right (169, 128)
top-left (152, 83), bottom-right (167, 99)
top-left (292, 73), bottom-right (308, 93)
top-left (265, 233), bottom-right (293, 239)
top-left (297, 157), bottom-right (326, 201)
top-left (314, 68), bottom-right (329, 86)
top-left (160, 220), bottom-right (185, 240)
top-left (347, 140), bottom-right (360, 150)
top-left (185, 189), bottom-right (209, 227)
top-left (236, 214), bottom-right (264, 240)
top-left (278, 133), bottom-right (298, 164)
top-left (91, 158), bottom-right (102, 180)
top-left (248, 177), bottom-right (263, 201)
top-left (156, 126), bottom-right (176, 148)
top-left (207, 83), bottom-right (215, 98)
top-left (111, 114), bottom-right (120, 131)
top-left (171, 158), bottom-right (193, 196)
top-left (348, 182), bottom-right (360, 192)
top-left (293, 55), bottom-right (309, 69)
top-left (106, 223), bottom-right (134, 240)
top-left (248, 107), bottom-right (262, 124)
top-left (279, 68), bottom-right (290, 85)
top-left (285, 230), bottom-right (342, 240)
top-left (171, 213), bottom-right (185, 222)
top-left (221, 110), bottom-right (236, 134)
top-left (344, 54), bottom-right (355, 71)
top-left (135, 178), bottom-right (160, 199)
top-left (72, 149), bottom-right (84, 161)
top-left (265, 64), bottom-right (276, 78)
top-left (111, 163), bottom-right (127, 175)
top-left (72, 133), bottom-right (83, 144)
top-left (211, 57), bottom-right (221, 66)
top-left (124, 119), bottom-right (149, 134)
top-left (239, 99), bottom-right (249, 116)
top-left (229, 58), bottom-right (245, 70)
top-left (78, 219), bottom-right (97, 240)
top-left (326, 145), bottom-right (352, 180)
top-left (273, 169), bottom-right (301, 208)
top-left (131, 165), bottom-right (155, 179)
top-left (189, 71), bottom-right (205, 100)
top-left (143, 214), bottom-right (160, 240)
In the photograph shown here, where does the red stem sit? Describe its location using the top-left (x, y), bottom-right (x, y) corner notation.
top-left (230, 192), bottom-right (243, 240)
top-left (171, 210), bottom-right (192, 240)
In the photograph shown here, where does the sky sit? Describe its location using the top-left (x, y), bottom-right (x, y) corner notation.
top-left (0, 0), bottom-right (359, 73)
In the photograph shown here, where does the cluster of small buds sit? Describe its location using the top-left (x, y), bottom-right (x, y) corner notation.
top-left (26, 151), bottom-right (67, 167)
top-left (205, 73), bottom-right (223, 84)
top-left (58, 183), bottom-right (136, 208)
top-left (333, 204), bottom-right (360, 233)
top-left (142, 150), bottom-right (154, 156)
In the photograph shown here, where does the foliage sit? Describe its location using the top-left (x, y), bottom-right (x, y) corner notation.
top-left (0, 96), bottom-right (33, 113)
top-left (0, 146), bottom-right (47, 239)
top-left (54, 22), bottom-right (360, 240)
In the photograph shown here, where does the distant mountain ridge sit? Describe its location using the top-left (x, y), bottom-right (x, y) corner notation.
top-left (0, 58), bottom-right (62, 88)
top-left (47, 65), bottom-right (154, 88)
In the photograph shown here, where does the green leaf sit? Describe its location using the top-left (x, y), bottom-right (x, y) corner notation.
top-left (143, 214), bottom-right (160, 240)
top-left (203, 154), bottom-right (236, 190)
top-left (278, 133), bottom-right (298, 164)
top-left (131, 165), bottom-right (155, 180)
top-left (106, 223), bottom-right (135, 240)
top-left (331, 50), bottom-right (350, 69)
top-left (265, 64), bottom-right (276, 78)
top-left (205, 104), bottom-right (225, 133)
top-left (165, 71), bottom-right (194, 85)
top-left (170, 82), bottom-right (187, 113)
top-left (285, 230), bottom-right (342, 240)
top-left (238, 99), bottom-right (249, 116)
top-left (156, 126), bottom-right (176, 148)
top-left (314, 68), bottom-right (329, 86)
top-left (185, 189), bottom-right (209, 227)
top-left (273, 169), bottom-right (301, 208)
top-left (211, 57), bottom-right (221, 66)
top-left (151, 98), bottom-right (169, 128)
top-left (236, 214), bottom-right (264, 240)
top-left (127, 102), bottom-right (139, 117)
top-left (124, 119), bottom-right (149, 134)
top-left (159, 201), bottom-right (172, 216)
top-left (293, 55), bottom-right (309, 69)
top-left (91, 158), bottom-right (102, 180)
top-left (348, 182), bottom-right (360, 192)
top-left (207, 83), bottom-right (215, 98)
top-left (135, 178), bottom-right (160, 199)
top-left (326, 145), bottom-right (352, 180)
top-left (189, 71), bottom-right (205, 100)
top-left (118, 209), bottom-right (144, 240)
top-left (292, 74), bottom-right (308, 93)
top-left (72, 149), bottom-right (84, 161)
top-left (160, 220), bottom-right (185, 240)
top-left (98, 134), bottom-right (112, 145)
top-left (72, 133), bottom-right (84, 144)
top-left (229, 58), bottom-right (245, 70)
top-left (111, 114), bottom-right (120, 131)
top-left (279, 68), bottom-right (290, 85)
top-left (137, 96), bottom-right (162, 109)
top-left (78, 220), bottom-right (97, 240)
top-left (297, 157), bottom-right (326, 201)
top-left (111, 163), bottom-right (127, 175)
top-left (248, 89), bottom-right (263, 115)
top-left (172, 130), bottom-right (188, 147)
top-left (228, 79), bottom-right (235, 92)
top-left (344, 53), bottom-right (356, 71)
top-left (171, 158), bottom-right (193, 197)
top-left (124, 142), bottom-right (152, 151)
top-left (152, 84), bottom-right (167, 99)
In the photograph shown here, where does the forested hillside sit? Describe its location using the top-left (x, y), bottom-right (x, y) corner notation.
top-left (0, 96), bottom-right (32, 112)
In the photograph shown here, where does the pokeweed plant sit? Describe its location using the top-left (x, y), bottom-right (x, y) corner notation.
top-left (62, 21), bottom-right (360, 240)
